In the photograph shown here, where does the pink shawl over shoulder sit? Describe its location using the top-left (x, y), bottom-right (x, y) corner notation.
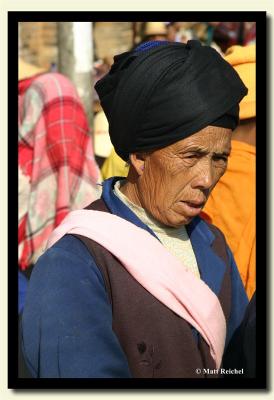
top-left (47, 209), bottom-right (226, 369)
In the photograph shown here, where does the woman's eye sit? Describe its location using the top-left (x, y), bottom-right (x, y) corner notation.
top-left (185, 154), bottom-right (199, 159)
top-left (213, 156), bottom-right (228, 163)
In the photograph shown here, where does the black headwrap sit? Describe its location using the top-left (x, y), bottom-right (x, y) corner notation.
top-left (95, 40), bottom-right (248, 161)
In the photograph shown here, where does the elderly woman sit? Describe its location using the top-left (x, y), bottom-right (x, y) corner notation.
top-left (20, 40), bottom-right (248, 379)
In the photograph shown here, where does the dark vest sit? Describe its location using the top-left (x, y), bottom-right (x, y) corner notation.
top-left (73, 199), bottom-right (232, 378)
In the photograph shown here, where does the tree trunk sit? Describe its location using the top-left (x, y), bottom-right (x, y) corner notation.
top-left (57, 22), bottom-right (94, 131)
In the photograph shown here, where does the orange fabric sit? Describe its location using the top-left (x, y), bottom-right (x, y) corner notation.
top-left (224, 44), bottom-right (256, 120)
top-left (203, 140), bottom-right (255, 299)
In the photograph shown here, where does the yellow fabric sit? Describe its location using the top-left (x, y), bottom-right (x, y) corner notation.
top-left (224, 44), bottom-right (256, 120)
top-left (203, 140), bottom-right (256, 299)
top-left (93, 111), bottom-right (113, 158)
top-left (114, 180), bottom-right (200, 278)
top-left (101, 147), bottom-right (129, 179)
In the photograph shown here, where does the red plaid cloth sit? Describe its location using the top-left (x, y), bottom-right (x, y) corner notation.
top-left (18, 72), bottom-right (101, 270)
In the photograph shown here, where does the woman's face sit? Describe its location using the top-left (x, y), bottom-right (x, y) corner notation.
top-left (135, 126), bottom-right (232, 227)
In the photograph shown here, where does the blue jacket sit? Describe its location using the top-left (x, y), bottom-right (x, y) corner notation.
top-left (21, 177), bottom-right (248, 378)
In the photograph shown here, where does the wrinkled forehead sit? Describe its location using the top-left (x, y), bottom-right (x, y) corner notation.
top-left (160, 126), bottom-right (232, 155)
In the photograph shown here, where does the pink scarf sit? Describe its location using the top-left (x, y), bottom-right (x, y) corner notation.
top-left (46, 210), bottom-right (226, 368)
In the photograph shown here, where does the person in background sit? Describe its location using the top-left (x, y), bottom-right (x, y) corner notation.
top-left (18, 60), bottom-right (102, 311)
top-left (165, 22), bottom-right (196, 44)
top-left (93, 108), bottom-right (113, 169)
top-left (142, 21), bottom-right (168, 42)
top-left (18, 58), bottom-right (48, 314)
top-left (166, 22), bottom-right (218, 48)
top-left (92, 56), bottom-right (114, 169)
top-left (209, 22), bottom-right (256, 53)
top-left (93, 107), bottom-right (129, 179)
top-left (202, 44), bottom-right (256, 300)
top-left (101, 146), bottom-right (129, 180)
top-left (21, 40), bottom-right (248, 378)
top-left (166, 22), bottom-right (177, 42)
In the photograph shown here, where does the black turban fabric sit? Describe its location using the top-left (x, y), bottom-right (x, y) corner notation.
top-left (95, 40), bottom-right (248, 161)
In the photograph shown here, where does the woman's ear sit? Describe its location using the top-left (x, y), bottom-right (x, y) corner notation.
top-left (129, 153), bottom-right (145, 176)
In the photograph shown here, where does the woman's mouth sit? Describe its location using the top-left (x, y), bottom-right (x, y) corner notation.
top-left (179, 201), bottom-right (205, 216)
